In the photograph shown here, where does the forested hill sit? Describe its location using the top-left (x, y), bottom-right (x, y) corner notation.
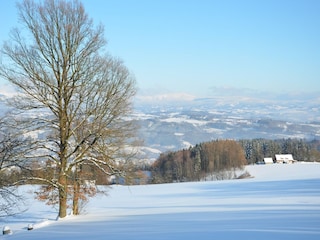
top-left (151, 138), bottom-right (320, 184)
top-left (151, 140), bottom-right (247, 183)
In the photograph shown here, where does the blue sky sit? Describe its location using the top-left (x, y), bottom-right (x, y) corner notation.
top-left (1, 0), bottom-right (320, 96)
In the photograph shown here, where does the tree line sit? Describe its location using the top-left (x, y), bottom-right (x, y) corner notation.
top-left (151, 138), bottom-right (320, 184)
top-left (151, 140), bottom-right (247, 183)
top-left (239, 138), bottom-right (320, 164)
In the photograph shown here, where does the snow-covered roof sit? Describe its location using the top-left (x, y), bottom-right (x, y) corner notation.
top-left (275, 154), bottom-right (294, 161)
top-left (263, 158), bottom-right (274, 164)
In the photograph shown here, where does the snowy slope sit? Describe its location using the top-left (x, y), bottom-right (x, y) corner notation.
top-left (2, 163), bottom-right (320, 240)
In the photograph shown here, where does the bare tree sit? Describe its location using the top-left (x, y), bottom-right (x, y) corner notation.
top-left (0, 0), bottom-right (136, 218)
top-left (0, 119), bottom-right (29, 217)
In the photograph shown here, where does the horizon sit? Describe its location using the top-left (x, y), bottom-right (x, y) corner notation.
top-left (0, 0), bottom-right (320, 97)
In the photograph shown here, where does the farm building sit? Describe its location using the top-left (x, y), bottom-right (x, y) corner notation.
top-left (263, 157), bottom-right (274, 164)
top-left (275, 154), bottom-right (296, 164)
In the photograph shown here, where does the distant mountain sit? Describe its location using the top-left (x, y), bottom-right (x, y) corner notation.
top-left (134, 88), bottom-right (320, 160)
top-left (135, 87), bottom-right (320, 122)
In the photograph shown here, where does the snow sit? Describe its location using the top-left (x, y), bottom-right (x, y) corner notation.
top-left (161, 117), bottom-right (207, 126)
top-left (2, 163), bottom-right (320, 240)
top-left (204, 127), bottom-right (225, 134)
top-left (137, 146), bottom-right (162, 154)
top-left (174, 132), bottom-right (184, 136)
top-left (181, 140), bottom-right (193, 149)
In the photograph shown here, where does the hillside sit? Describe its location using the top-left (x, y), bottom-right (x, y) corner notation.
top-left (134, 91), bottom-right (320, 160)
top-left (2, 162), bottom-right (320, 240)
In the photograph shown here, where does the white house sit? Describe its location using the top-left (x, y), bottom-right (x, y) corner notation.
top-left (263, 157), bottom-right (274, 164)
top-left (275, 154), bottom-right (296, 164)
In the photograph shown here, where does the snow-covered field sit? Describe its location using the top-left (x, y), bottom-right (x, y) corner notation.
top-left (2, 163), bottom-right (320, 240)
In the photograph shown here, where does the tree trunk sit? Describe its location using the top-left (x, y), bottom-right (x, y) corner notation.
top-left (58, 174), bottom-right (67, 218)
top-left (58, 95), bottom-right (68, 218)
top-left (72, 174), bottom-right (80, 215)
